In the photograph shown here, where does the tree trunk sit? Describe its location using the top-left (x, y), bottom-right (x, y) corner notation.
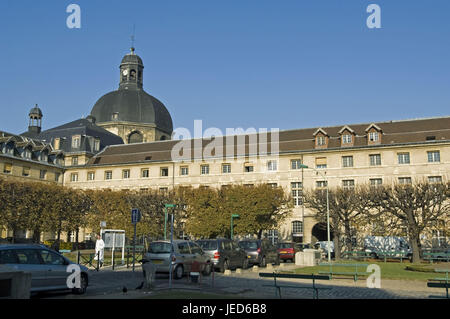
top-left (32, 229), bottom-right (41, 244)
top-left (344, 221), bottom-right (353, 252)
top-left (409, 233), bottom-right (421, 264)
top-left (333, 235), bottom-right (341, 260)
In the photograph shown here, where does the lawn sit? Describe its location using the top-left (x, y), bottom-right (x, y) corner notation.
top-left (287, 260), bottom-right (448, 282)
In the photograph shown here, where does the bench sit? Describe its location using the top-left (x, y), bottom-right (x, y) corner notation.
top-left (423, 252), bottom-right (450, 264)
top-left (343, 251), bottom-right (372, 261)
top-left (259, 272), bottom-right (331, 299)
top-left (318, 263), bottom-right (369, 282)
top-left (427, 269), bottom-right (449, 299)
top-left (377, 251), bottom-right (410, 263)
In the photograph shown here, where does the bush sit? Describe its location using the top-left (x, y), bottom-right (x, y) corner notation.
top-left (405, 265), bottom-right (436, 273)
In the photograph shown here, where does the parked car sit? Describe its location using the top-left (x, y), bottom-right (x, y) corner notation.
top-left (294, 243), bottom-right (312, 252)
top-left (363, 236), bottom-right (412, 259)
top-left (314, 241), bottom-right (335, 259)
top-left (238, 239), bottom-right (279, 267)
top-left (0, 244), bottom-right (89, 295)
top-left (196, 238), bottom-right (248, 272)
top-left (277, 242), bottom-right (298, 263)
top-left (143, 240), bottom-right (212, 279)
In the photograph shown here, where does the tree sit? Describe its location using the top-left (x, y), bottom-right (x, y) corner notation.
top-left (305, 186), bottom-right (371, 259)
top-left (370, 182), bottom-right (450, 263)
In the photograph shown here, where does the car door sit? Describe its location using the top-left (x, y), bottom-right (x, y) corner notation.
top-left (230, 241), bottom-right (243, 267)
top-left (38, 249), bottom-right (70, 289)
top-left (189, 242), bottom-right (206, 271)
top-left (177, 242), bottom-right (192, 272)
top-left (13, 249), bottom-right (50, 291)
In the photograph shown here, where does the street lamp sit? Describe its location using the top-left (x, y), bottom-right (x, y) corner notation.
top-left (230, 214), bottom-right (240, 240)
top-left (299, 164), bottom-right (331, 263)
top-left (165, 204), bottom-right (176, 289)
top-left (164, 204), bottom-right (177, 240)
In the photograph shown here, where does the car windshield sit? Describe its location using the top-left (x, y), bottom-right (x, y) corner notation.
top-left (278, 243), bottom-right (293, 249)
top-left (149, 242), bottom-right (172, 254)
top-left (239, 241), bottom-right (258, 250)
top-left (196, 240), bottom-right (218, 251)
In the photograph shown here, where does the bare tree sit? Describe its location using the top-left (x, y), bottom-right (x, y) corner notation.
top-left (370, 182), bottom-right (450, 263)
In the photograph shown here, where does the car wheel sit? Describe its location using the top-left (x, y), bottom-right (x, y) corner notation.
top-left (174, 265), bottom-right (184, 280)
top-left (260, 256), bottom-right (266, 267)
top-left (221, 259), bottom-right (230, 273)
top-left (242, 258), bottom-right (249, 269)
top-left (72, 273), bottom-right (88, 295)
top-left (202, 263), bottom-right (212, 276)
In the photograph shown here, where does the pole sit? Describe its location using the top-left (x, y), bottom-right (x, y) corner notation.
top-left (164, 207), bottom-right (168, 240)
top-left (326, 184), bottom-right (331, 263)
top-left (169, 213), bottom-right (174, 289)
top-left (133, 223), bottom-right (136, 272)
top-left (231, 216), bottom-right (234, 240)
top-left (112, 232), bottom-right (116, 271)
top-left (301, 161), bottom-right (305, 243)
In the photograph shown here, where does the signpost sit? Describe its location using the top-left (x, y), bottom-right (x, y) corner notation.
top-left (131, 208), bottom-right (141, 272)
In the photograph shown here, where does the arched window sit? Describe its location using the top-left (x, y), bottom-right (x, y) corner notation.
top-left (128, 131), bottom-right (143, 144)
top-left (130, 69), bottom-right (136, 80)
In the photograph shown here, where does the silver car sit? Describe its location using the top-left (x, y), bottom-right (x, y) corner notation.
top-left (143, 240), bottom-right (212, 279)
top-left (0, 244), bottom-right (89, 295)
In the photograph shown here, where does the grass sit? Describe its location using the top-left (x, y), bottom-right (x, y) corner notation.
top-left (287, 260), bottom-right (448, 282)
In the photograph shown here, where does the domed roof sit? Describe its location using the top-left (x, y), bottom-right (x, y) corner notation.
top-left (90, 89), bottom-right (173, 134)
top-left (29, 104), bottom-right (43, 117)
top-left (121, 48), bottom-right (143, 66)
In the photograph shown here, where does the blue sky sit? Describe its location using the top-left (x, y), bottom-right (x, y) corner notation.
top-left (0, 0), bottom-right (449, 135)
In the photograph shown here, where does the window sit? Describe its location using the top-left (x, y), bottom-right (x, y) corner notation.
top-left (141, 169), bottom-right (149, 178)
top-left (23, 148), bottom-right (32, 159)
top-left (105, 171), bottom-right (113, 180)
top-left (342, 134), bottom-right (352, 144)
top-left (316, 180), bottom-right (328, 188)
top-left (428, 176), bottom-right (442, 184)
top-left (342, 179), bottom-right (355, 190)
top-left (70, 173), bottom-right (79, 182)
top-left (71, 156), bottom-right (79, 166)
top-left (180, 166), bottom-right (189, 176)
top-left (268, 183), bottom-right (278, 188)
top-left (3, 163), bottom-right (12, 174)
top-left (370, 178), bottom-right (382, 187)
top-left (222, 164), bottom-right (231, 174)
top-left (267, 160), bottom-right (277, 171)
top-left (292, 221), bottom-right (303, 235)
top-left (39, 250), bottom-right (65, 265)
top-left (54, 138), bottom-right (60, 150)
top-left (398, 153), bottom-right (410, 164)
top-left (369, 154), bottom-right (381, 166)
top-left (316, 136), bottom-right (326, 146)
top-left (291, 159), bottom-right (302, 170)
top-left (122, 169), bottom-right (130, 179)
top-left (55, 172), bottom-right (61, 182)
top-left (398, 177), bottom-right (412, 185)
top-left (177, 242), bottom-right (191, 254)
top-left (291, 182), bottom-right (303, 206)
top-left (159, 187), bottom-right (168, 194)
top-left (315, 157), bottom-right (327, 169)
top-left (39, 170), bottom-right (46, 180)
top-left (244, 163), bottom-right (254, 173)
top-left (94, 139), bottom-right (100, 152)
top-left (112, 112), bottom-right (119, 120)
top-left (15, 249), bottom-right (41, 265)
top-left (369, 132), bottom-right (379, 142)
top-left (161, 167), bottom-right (169, 177)
top-left (72, 135), bottom-right (81, 148)
top-left (22, 167), bottom-right (30, 177)
top-left (342, 156), bottom-right (354, 168)
top-left (201, 165), bottom-right (209, 175)
top-left (40, 152), bottom-right (48, 162)
top-left (427, 151), bottom-right (440, 163)
top-left (87, 171), bottom-right (95, 181)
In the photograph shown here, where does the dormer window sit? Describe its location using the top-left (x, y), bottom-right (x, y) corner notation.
top-left (72, 135), bottom-right (81, 148)
top-left (313, 128), bottom-right (329, 149)
top-left (23, 148), bottom-right (32, 159)
top-left (94, 138), bottom-right (100, 152)
top-left (316, 136), bottom-right (326, 146)
top-left (40, 152), bottom-right (48, 162)
top-left (369, 132), bottom-right (379, 142)
top-left (342, 134), bottom-right (352, 144)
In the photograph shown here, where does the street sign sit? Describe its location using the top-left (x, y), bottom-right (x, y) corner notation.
top-left (131, 208), bottom-right (141, 224)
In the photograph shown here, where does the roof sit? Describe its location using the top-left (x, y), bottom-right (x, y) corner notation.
top-left (85, 116), bottom-right (450, 166)
top-left (21, 118), bottom-right (124, 154)
top-left (90, 89), bottom-right (173, 134)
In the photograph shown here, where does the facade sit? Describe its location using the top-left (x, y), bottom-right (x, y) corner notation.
top-left (63, 116), bottom-right (450, 244)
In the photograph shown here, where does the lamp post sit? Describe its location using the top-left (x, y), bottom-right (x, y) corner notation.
top-left (165, 204), bottom-right (176, 289)
top-left (230, 214), bottom-right (240, 240)
top-left (299, 164), bottom-right (331, 263)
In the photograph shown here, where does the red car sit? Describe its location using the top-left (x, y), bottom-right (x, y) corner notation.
top-left (277, 242), bottom-right (298, 263)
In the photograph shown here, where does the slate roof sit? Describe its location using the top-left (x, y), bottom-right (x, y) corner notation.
top-left (85, 116), bottom-right (450, 166)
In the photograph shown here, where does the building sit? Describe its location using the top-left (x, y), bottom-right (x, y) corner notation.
top-left (63, 116), bottom-right (450, 244)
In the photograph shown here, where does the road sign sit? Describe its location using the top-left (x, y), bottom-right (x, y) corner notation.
top-left (131, 208), bottom-right (141, 224)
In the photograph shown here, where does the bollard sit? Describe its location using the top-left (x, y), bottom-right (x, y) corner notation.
top-left (266, 264), bottom-right (273, 270)
top-left (252, 265), bottom-right (259, 272)
top-left (236, 268), bottom-right (242, 274)
top-left (224, 269), bottom-right (232, 276)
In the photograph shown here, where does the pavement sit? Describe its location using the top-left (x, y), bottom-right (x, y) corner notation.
top-left (37, 262), bottom-right (449, 299)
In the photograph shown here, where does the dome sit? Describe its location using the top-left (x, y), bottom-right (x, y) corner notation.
top-left (29, 104), bottom-right (43, 118)
top-left (90, 89), bottom-right (173, 134)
